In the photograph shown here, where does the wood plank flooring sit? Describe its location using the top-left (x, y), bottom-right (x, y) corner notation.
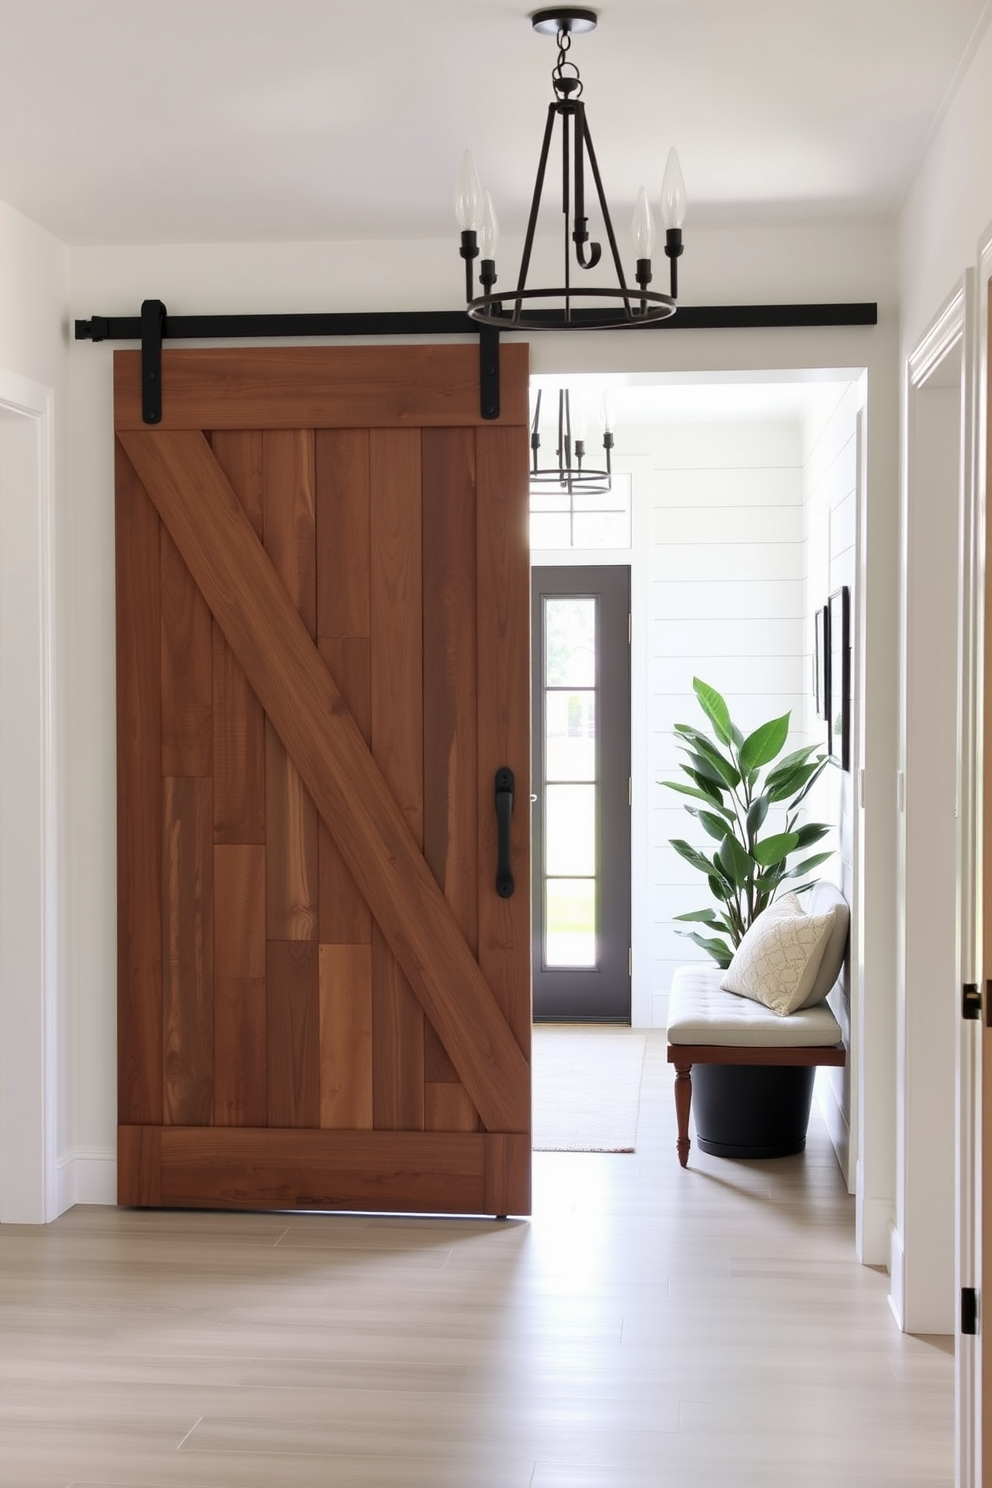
top-left (0, 1033), bottom-right (953, 1486)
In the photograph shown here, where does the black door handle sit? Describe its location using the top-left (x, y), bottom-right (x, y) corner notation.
top-left (494, 767), bottom-right (515, 899)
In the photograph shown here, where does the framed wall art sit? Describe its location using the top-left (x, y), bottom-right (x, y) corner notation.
top-left (826, 585), bottom-right (850, 770)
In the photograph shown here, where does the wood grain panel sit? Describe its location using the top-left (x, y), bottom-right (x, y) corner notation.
top-left (265, 719), bottom-right (319, 941)
top-left (117, 1126), bottom-right (162, 1206)
top-left (372, 924), bottom-right (425, 1131)
top-left (318, 945), bottom-right (373, 1129)
top-left (484, 1133), bottom-right (531, 1217)
top-left (370, 428), bottom-right (424, 848)
top-left (160, 528), bottom-right (213, 776)
top-left (154, 1127), bottom-right (487, 1213)
top-left (476, 424), bottom-right (532, 1058)
top-left (315, 428), bottom-right (370, 639)
top-left (211, 430), bottom-right (265, 843)
top-left (213, 845), bottom-right (266, 1127)
top-left (116, 428), bottom-right (529, 1134)
top-left (114, 345), bottom-right (531, 433)
top-left (115, 441), bottom-right (163, 1125)
top-left (422, 427), bottom-right (479, 952)
top-left (267, 941), bottom-right (320, 1128)
top-left (162, 777), bottom-right (214, 1125)
top-left (370, 430), bottom-right (425, 1130)
top-left (318, 638), bottom-right (372, 945)
top-left (212, 618), bottom-right (265, 844)
top-left (263, 429), bottom-right (317, 638)
top-left (426, 1082), bottom-right (479, 1134)
top-left (424, 1023), bottom-right (460, 1083)
top-left (211, 429), bottom-right (264, 537)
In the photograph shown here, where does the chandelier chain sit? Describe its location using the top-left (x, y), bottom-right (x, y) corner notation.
top-left (552, 29), bottom-right (583, 98)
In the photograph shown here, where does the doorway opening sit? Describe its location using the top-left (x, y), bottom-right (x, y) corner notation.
top-left (531, 565), bottom-right (632, 1022)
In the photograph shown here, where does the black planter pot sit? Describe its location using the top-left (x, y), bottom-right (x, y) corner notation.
top-left (691, 1063), bottom-right (816, 1159)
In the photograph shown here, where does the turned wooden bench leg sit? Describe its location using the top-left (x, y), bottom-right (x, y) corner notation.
top-left (673, 1059), bottom-right (693, 1168)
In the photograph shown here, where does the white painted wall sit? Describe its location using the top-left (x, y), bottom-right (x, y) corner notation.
top-left (641, 420), bottom-right (806, 1026)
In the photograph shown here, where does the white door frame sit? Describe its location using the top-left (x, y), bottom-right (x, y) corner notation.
top-left (0, 367), bottom-right (62, 1224)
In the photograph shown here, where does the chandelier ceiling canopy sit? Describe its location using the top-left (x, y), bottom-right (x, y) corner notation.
top-left (456, 8), bottom-right (686, 331)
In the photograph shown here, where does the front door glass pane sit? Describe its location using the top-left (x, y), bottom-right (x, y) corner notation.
top-left (543, 596), bottom-right (598, 968)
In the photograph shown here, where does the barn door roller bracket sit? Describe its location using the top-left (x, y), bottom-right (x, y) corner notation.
top-left (141, 298), bottom-right (166, 425)
top-left (479, 323), bottom-right (500, 420)
top-left (495, 767), bottom-right (515, 899)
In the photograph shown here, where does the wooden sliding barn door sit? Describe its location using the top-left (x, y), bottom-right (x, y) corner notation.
top-left (115, 344), bottom-right (531, 1215)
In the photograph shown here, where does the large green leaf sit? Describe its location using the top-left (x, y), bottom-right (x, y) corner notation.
top-left (746, 794), bottom-right (770, 838)
top-left (707, 873), bottom-right (732, 904)
top-left (670, 839), bottom-right (716, 878)
top-left (751, 831), bottom-right (800, 867)
top-left (686, 748), bottom-right (740, 791)
top-left (766, 762), bottom-right (819, 803)
top-left (677, 929), bottom-right (734, 968)
top-left (696, 810), bottom-right (733, 841)
top-left (766, 744), bottom-right (821, 780)
top-left (739, 712), bottom-right (791, 773)
top-left (716, 834), bottom-right (753, 888)
top-left (784, 851), bottom-right (833, 878)
top-left (684, 768), bottom-right (732, 809)
top-left (664, 780), bottom-right (736, 819)
top-left (793, 822), bottom-right (830, 849)
top-left (692, 677), bottom-right (733, 746)
top-left (674, 907), bottom-right (720, 923)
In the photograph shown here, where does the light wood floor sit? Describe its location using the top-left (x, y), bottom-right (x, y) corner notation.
top-left (0, 1033), bottom-right (953, 1487)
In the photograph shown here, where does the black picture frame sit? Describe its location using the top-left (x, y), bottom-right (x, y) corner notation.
top-left (825, 586), bottom-right (850, 770)
top-left (814, 605), bottom-right (827, 719)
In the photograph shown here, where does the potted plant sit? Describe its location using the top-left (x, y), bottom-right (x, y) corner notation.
top-left (664, 677), bottom-right (832, 964)
top-left (662, 678), bottom-right (835, 1158)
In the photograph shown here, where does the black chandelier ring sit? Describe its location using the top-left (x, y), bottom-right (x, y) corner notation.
top-left (467, 283), bottom-right (676, 330)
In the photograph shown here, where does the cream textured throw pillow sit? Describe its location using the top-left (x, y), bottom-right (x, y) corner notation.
top-left (720, 901), bottom-right (834, 1016)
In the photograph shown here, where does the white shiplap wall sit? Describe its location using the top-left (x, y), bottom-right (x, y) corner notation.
top-left (643, 422), bottom-right (806, 1029)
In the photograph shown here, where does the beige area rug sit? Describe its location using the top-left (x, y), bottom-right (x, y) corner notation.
top-left (532, 1025), bottom-right (647, 1152)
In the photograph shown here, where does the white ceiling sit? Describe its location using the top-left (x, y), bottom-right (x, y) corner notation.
top-left (0, 0), bottom-right (988, 247)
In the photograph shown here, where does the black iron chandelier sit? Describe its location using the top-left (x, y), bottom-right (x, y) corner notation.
top-left (530, 388), bottom-right (614, 495)
top-left (456, 7), bottom-right (686, 330)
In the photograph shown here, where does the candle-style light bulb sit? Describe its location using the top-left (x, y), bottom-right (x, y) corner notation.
top-left (600, 389), bottom-right (615, 436)
top-left (480, 190), bottom-right (499, 261)
top-left (631, 186), bottom-right (655, 259)
top-left (660, 148), bottom-right (687, 229)
top-left (455, 151), bottom-right (483, 232)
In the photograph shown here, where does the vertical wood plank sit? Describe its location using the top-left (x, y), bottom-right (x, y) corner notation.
top-left (212, 431), bottom-right (265, 844)
top-left (265, 719), bottom-right (319, 940)
top-left (319, 945), bottom-right (373, 1129)
top-left (115, 441), bottom-right (163, 1125)
top-left (318, 638), bottom-right (372, 945)
top-left (476, 424), bottom-right (533, 1061)
top-left (264, 429), bottom-right (319, 940)
top-left (117, 1126), bottom-right (162, 1206)
top-left (372, 924), bottom-right (425, 1131)
top-left (213, 845), bottom-right (266, 1127)
top-left (162, 776), bottom-right (214, 1126)
top-left (267, 941), bottom-right (320, 1128)
top-left (422, 427), bottom-right (480, 950)
top-left (263, 429), bottom-right (317, 638)
top-left (421, 428), bottom-right (480, 1131)
top-left (315, 429), bottom-right (371, 640)
top-left (426, 1083), bottom-right (479, 1134)
top-left (160, 527), bottom-right (213, 776)
top-left (484, 1133), bottom-right (531, 1217)
top-left (370, 430), bottom-right (425, 1131)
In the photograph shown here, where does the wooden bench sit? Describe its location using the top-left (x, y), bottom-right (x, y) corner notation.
top-left (666, 964), bottom-right (846, 1167)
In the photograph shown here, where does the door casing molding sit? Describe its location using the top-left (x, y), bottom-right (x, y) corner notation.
top-left (0, 366), bottom-right (63, 1224)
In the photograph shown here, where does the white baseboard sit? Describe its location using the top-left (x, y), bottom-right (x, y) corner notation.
top-left (814, 1069), bottom-right (851, 1189)
top-left (56, 1148), bottom-right (117, 1213)
top-left (855, 1162), bottom-right (893, 1266)
top-left (888, 1222), bottom-right (906, 1330)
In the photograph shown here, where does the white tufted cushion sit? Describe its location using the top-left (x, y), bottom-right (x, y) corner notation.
top-left (667, 965), bottom-right (842, 1047)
